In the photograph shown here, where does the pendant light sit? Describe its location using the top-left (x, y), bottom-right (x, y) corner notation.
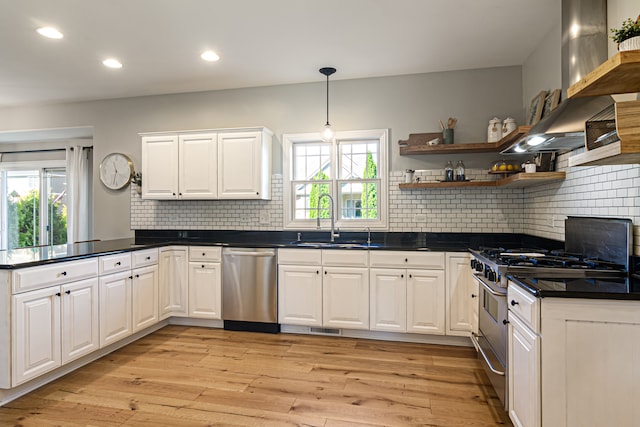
top-left (319, 67), bottom-right (337, 142)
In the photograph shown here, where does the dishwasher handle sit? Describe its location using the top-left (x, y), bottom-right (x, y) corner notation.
top-left (224, 250), bottom-right (276, 257)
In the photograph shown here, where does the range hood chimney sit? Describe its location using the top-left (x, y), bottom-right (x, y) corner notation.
top-left (503, 0), bottom-right (614, 154)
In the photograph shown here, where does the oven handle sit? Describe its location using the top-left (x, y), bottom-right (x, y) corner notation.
top-left (470, 332), bottom-right (505, 376)
top-left (472, 274), bottom-right (507, 298)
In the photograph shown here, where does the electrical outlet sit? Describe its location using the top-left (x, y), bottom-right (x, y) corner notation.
top-left (259, 211), bottom-right (270, 224)
top-left (414, 213), bottom-right (426, 222)
top-left (240, 215), bottom-right (251, 223)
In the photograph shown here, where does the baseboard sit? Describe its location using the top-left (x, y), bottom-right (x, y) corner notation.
top-left (280, 324), bottom-right (473, 346)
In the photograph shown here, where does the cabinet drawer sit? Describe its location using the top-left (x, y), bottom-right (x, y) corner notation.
top-left (189, 246), bottom-right (221, 262)
top-left (132, 248), bottom-right (159, 268)
top-left (12, 258), bottom-right (99, 294)
top-left (508, 282), bottom-right (540, 332)
top-left (99, 253), bottom-right (132, 275)
top-left (369, 251), bottom-right (444, 269)
top-left (278, 248), bottom-right (322, 265)
top-left (322, 249), bottom-right (368, 267)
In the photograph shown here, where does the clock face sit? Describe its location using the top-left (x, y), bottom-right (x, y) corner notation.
top-left (100, 153), bottom-right (133, 190)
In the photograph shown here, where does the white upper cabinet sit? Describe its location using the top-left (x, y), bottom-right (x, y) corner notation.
top-left (141, 134), bottom-right (179, 199)
top-left (141, 127), bottom-right (272, 200)
top-left (218, 129), bottom-right (272, 200)
top-left (178, 133), bottom-right (218, 199)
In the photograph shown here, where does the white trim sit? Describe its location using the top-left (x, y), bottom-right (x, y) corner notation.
top-left (0, 160), bottom-right (66, 171)
top-left (282, 129), bottom-right (389, 231)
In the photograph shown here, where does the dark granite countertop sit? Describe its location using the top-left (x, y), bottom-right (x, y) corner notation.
top-left (0, 231), bottom-right (563, 270)
top-left (509, 275), bottom-right (640, 301)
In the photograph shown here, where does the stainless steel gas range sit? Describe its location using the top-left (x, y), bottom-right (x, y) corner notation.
top-left (468, 217), bottom-right (632, 410)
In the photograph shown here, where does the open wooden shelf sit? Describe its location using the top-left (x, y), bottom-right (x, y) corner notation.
top-left (399, 172), bottom-right (565, 189)
top-left (399, 126), bottom-right (531, 155)
top-left (567, 51), bottom-right (640, 98)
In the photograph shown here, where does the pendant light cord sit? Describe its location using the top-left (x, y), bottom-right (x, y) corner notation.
top-left (319, 67), bottom-right (336, 127)
top-left (325, 73), bottom-right (330, 126)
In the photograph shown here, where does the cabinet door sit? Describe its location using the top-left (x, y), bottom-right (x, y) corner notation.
top-left (132, 265), bottom-right (159, 332)
top-left (188, 262), bottom-right (222, 319)
top-left (508, 313), bottom-right (540, 427)
top-left (278, 265), bottom-right (322, 326)
top-left (178, 133), bottom-right (218, 199)
top-left (61, 278), bottom-right (99, 364)
top-left (369, 268), bottom-right (406, 332)
top-left (446, 253), bottom-right (478, 336)
top-left (99, 271), bottom-right (132, 347)
top-left (217, 131), bottom-right (264, 199)
top-left (141, 135), bottom-right (179, 199)
top-left (323, 267), bottom-right (369, 330)
top-left (159, 248), bottom-right (188, 319)
top-left (406, 269), bottom-right (445, 335)
top-left (12, 286), bottom-right (61, 386)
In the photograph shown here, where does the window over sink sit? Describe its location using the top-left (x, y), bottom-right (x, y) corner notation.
top-left (282, 129), bottom-right (388, 230)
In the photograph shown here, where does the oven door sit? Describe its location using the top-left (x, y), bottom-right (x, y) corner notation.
top-left (470, 272), bottom-right (508, 408)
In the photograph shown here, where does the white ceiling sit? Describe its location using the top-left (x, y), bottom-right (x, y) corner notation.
top-left (0, 0), bottom-right (558, 108)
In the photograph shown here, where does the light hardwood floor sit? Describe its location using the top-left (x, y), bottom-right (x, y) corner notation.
top-left (0, 326), bottom-right (512, 426)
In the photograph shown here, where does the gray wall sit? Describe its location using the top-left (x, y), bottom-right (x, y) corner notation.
top-left (0, 66), bottom-right (523, 240)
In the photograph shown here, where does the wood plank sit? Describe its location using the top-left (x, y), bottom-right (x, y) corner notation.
top-left (0, 326), bottom-right (512, 426)
top-left (399, 171), bottom-right (566, 189)
top-left (567, 51), bottom-right (640, 98)
top-left (399, 126), bottom-right (531, 155)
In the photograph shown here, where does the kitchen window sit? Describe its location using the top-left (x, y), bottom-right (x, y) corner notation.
top-left (282, 129), bottom-right (388, 230)
top-left (0, 161), bottom-right (67, 249)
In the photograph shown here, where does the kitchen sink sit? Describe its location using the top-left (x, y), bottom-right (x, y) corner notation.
top-left (291, 241), bottom-right (380, 249)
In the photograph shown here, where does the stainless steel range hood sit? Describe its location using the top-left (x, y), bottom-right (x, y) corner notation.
top-left (503, 0), bottom-right (613, 154)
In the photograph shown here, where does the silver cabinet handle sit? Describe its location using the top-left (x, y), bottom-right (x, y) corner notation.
top-left (225, 250), bottom-right (275, 257)
top-left (470, 332), bottom-right (505, 376)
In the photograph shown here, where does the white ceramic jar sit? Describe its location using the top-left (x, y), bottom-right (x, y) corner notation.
top-left (488, 117), bottom-right (502, 142)
top-left (502, 117), bottom-right (517, 136)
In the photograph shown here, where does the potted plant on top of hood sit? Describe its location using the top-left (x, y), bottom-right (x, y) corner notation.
top-left (610, 15), bottom-right (640, 52)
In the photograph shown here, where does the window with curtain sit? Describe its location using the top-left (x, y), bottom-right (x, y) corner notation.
top-left (282, 129), bottom-right (388, 230)
top-left (0, 146), bottom-right (92, 249)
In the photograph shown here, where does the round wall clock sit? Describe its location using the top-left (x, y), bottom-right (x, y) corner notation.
top-left (99, 153), bottom-right (134, 190)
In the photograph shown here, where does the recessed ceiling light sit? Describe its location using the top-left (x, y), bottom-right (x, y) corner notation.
top-left (36, 27), bottom-right (63, 39)
top-left (103, 58), bottom-right (123, 69)
top-left (201, 50), bottom-right (220, 62)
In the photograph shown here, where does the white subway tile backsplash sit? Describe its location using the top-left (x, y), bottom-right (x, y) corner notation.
top-left (131, 158), bottom-right (640, 254)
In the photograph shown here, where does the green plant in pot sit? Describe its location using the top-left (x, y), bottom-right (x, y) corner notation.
top-left (610, 15), bottom-right (640, 51)
top-left (132, 172), bottom-right (142, 194)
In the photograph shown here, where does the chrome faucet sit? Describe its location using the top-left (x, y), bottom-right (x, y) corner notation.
top-left (366, 227), bottom-right (371, 245)
top-left (317, 193), bottom-right (340, 242)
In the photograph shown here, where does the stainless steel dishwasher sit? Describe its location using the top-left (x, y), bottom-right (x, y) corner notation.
top-left (222, 247), bottom-right (279, 333)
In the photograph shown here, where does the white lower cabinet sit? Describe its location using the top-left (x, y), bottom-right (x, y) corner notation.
top-left (12, 277), bottom-right (99, 387)
top-left (277, 249), bottom-right (370, 329)
top-left (323, 266), bottom-right (370, 329)
top-left (369, 251), bottom-right (445, 335)
top-left (445, 253), bottom-right (479, 336)
top-left (61, 279), bottom-right (100, 364)
top-left (369, 268), bottom-right (406, 332)
top-left (406, 269), bottom-right (446, 334)
top-left (159, 247), bottom-right (188, 319)
top-left (278, 264), bottom-right (323, 326)
top-left (99, 271), bottom-right (132, 347)
top-left (187, 246), bottom-right (222, 319)
top-left (132, 265), bottom-right (159, 332)
top-left (188, 263), bottom-right (221, 319)
top-left (508, 311), bottom-right (540, 427)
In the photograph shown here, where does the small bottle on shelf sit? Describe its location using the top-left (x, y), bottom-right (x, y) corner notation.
top-left (444, 161), bottom-right (454, 182)
top-left (455, 160), bottom-right (466, 181)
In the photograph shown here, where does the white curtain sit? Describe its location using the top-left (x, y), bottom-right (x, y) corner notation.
top-left (66, 146), bottom-right (91, 243)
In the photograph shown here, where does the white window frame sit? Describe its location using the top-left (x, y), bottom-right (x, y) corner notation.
top-left (283, 129), bottom-right (388, 231)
